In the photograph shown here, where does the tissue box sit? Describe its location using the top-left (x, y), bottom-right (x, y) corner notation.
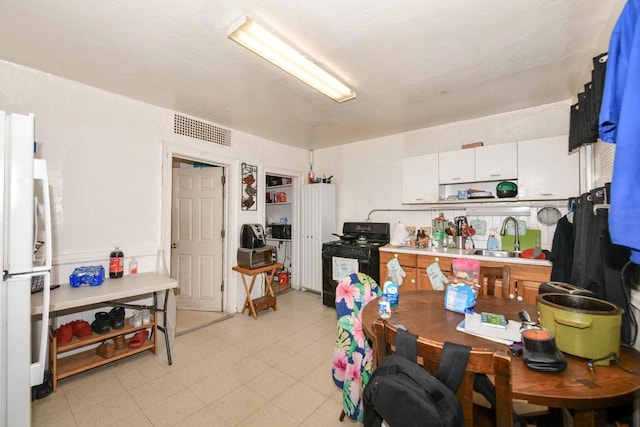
top-left (69, 266), bottom-right (105, 287)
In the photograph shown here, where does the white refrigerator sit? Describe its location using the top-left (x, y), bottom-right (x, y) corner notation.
top-left (0, 111), bottom-right (52, 426)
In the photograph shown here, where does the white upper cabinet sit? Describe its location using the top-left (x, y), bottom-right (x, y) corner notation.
top-left (517, 135), bottom-right (579, 199)
top-left (474, 143), bottom-right (518, 182)
top-left (401, 153), bottom-right (439, 204)
top-left (438, 149), bottom-right (475, 184)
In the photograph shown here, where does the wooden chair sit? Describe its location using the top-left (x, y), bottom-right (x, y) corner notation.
top-left (371, 319), bottom-right (514, 427)
top-left (478, 266), bottom-right (511, 300)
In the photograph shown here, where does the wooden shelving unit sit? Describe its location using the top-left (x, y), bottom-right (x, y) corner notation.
top-left (49, 314), bottom-right (157, 391)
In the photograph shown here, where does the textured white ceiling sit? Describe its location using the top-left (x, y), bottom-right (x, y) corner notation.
top-left (0, 0), bottom-right (626, 150)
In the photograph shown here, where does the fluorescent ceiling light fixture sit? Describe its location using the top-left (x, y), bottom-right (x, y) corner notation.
top-left (228, 16), bottom-right (356, 103)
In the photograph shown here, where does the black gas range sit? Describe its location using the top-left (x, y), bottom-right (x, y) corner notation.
top-left (321, 222), bottom-right (390, 307)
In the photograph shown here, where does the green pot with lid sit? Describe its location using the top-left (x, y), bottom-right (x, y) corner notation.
top-left (496, 181), bottom-right (518, 198)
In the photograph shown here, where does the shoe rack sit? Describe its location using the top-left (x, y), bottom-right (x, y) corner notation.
top-left (48, 314), bottom-right (157, 391)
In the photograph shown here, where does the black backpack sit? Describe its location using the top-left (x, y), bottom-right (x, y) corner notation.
top-left (363, 329), bottom-right (470, 427)
top-left (363, 329), bottom-right (523, 427)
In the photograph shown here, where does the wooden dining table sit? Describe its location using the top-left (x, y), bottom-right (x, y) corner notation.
top-left (361, 290), bottom-right (640, 427)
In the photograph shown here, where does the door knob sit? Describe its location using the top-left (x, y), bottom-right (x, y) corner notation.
top-left (171, 243), bottom-right (177, 248)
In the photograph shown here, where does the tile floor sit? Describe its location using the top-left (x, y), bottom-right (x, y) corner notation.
top-left (175, 309), bottom-right (232, 335)
top-left (32, 290), bottom-right (349, 427)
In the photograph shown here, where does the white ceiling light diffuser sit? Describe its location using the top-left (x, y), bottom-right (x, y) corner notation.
top-left (227, 16), bottom-right (356, 103)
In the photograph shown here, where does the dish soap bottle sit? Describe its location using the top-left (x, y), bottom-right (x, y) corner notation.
top-left (487, 230), bottom-right (499, 250)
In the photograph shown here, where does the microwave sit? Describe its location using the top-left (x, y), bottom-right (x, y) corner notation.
top-left (237, 246), bottom-right (276, 269)
top-left (271, 224), bottom-right (291, 240)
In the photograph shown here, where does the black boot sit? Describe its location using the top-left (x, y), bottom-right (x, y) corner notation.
top-left (109, 307), bottom-right (125, 329)
top-left (91, 311), bottom-right (111, 334)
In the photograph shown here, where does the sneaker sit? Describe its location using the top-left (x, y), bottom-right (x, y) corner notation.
top-left (129, 310), bottom-right (142, 327)
top-left (141, 309), bottom-right (151, 325)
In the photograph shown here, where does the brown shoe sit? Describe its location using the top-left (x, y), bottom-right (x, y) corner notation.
top-left (96, 339), bottom-right (116, 359)
top-left (113, 335), bottom-right (126, 350)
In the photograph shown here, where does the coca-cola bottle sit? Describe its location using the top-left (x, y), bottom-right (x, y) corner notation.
top-left (109, 247), bottom-right (124, 278)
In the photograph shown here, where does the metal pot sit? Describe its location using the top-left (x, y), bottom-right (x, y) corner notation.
top-left (536, 293), bottom-right (623, 365)
top-left (496, 181), bottom-right (518, 198)
top-left (538, 282), bottom-right (596, 297)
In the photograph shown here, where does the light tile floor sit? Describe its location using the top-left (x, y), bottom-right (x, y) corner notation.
top-left (32, 290), bottom-right (351, 427)
top-left (175, 309), bottom-right (232, 335)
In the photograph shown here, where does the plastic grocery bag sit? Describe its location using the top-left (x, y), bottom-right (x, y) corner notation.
top-left (444, 283), bottom-right (477, 314)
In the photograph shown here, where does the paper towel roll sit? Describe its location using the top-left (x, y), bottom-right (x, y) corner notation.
top-left (390, 221), bottom-right (409, 246)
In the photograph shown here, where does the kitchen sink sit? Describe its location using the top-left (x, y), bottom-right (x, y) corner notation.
top-left (471, 249), bottom-right (521, 258)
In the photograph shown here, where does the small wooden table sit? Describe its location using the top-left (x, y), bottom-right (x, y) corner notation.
top-left (362, 291), bottom-right (640, 427)
top-left (233, 263), bottom-right (282, 319)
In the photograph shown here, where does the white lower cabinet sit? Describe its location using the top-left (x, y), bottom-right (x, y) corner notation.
top-left (517, 135), bottom-right (579, 199)
top-left (300, 184), bottom-right (336, 292)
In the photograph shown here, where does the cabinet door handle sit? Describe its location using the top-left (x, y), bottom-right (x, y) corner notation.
top-left (490, 174), bottom-right (501, 177)
top-left (517, 296), bottom-right (523, 302)
top-left (541, 193), bottom-right (554, 196)
top-left (411, 278), bottom-right (416, 284)
top-left (451, 177), bottom-right (461, 181)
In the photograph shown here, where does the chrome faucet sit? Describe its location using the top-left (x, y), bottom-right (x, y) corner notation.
top-left (500, 217), bottom-right (520, 251)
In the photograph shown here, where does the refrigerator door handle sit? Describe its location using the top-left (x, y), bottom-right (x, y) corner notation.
top-left (32, 159), bottom-right (51, 272)
top-left (30, 271), bottom-right (50, 386)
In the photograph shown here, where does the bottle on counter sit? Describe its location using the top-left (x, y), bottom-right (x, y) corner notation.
top-left (487, 230), bottom-right (499, 250)
top-left (378, 293), bottom-right (391, 319)
top-left (383, 271), bottom-right (399, 308)
top-left (109, 247), bottom-right (124, 278)
top-left (129, 257), bottom-right (138, 276)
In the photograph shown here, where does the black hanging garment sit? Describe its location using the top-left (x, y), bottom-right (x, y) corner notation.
top-left (591, 53), bottom-right (608, 132)
top-left (569, 103), bottom-right (582, 151)
top-left (550, 215), bottom-right (574, 282)
top-left (568, 52), bottom-right (607, 151)
top-left (597, 208), bottom-right (635, 345)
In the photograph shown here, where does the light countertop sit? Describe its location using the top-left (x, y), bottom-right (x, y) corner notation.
top-left (380, 245), bottom-right (552, 267)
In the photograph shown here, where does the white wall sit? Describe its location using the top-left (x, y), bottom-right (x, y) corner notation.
top-left (313, 101), bottom-right (573, 249)
top-left (0, 60), bottom-right (309, 314)
top-left (0, 58), bottom-right (578, 313)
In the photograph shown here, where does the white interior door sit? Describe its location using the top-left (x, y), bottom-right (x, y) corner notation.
top-left (171, 166), bottom-right (224, 311)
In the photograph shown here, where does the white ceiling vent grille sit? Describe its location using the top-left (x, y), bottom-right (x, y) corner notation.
top-left (174, 114), bottom-right (231, 146)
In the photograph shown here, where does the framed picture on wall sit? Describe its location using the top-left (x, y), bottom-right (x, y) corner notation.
top-left (241, 162), bottom-right (258, 210)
